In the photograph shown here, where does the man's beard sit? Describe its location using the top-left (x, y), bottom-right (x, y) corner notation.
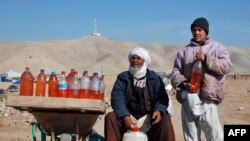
top-left (129, 65), bottom-right (143, 74)
top-left (129, 63), bottom-right (147, 79)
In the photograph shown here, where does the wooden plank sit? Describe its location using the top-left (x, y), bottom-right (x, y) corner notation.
top-left (5, 95), bottom-right (106, 113)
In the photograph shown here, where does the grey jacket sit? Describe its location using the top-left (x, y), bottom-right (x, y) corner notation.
top-left (171, 37), bottom-right (232, 103)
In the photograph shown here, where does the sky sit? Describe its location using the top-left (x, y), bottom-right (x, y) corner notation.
top-left (0, 0), bottom-right (250, 48)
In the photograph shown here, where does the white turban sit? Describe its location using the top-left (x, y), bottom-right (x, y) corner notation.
top-left (128, 47), bottom-right (151, 67)
top-left (128, 47), bottom-right (151, 78)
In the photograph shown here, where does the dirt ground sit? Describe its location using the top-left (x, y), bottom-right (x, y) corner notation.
top-left (0, 79), bottom-right (249, 141)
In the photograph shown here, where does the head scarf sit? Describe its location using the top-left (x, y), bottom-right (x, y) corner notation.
top-left (128, 47), bottom-right (151, 78)
top-left (128, 47), bottom-right (151, 67)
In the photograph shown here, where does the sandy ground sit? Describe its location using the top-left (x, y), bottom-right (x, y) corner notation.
top-left (0, 79), bottom-right (250, 141)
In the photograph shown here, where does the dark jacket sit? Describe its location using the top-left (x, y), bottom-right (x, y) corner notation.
top-left (111, 69), bottom-right (169, 118)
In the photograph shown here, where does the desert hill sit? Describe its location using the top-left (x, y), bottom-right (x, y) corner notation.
top-left (0, 36), bottom-right (249, 76)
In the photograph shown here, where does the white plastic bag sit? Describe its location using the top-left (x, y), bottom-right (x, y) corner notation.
top-left (130, 115), bottom-right (151, 133)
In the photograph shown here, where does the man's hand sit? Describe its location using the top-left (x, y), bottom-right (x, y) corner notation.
top-left (195, 52), bottom-right (205, 62)
top-left (152, 111), bottom-right (161, 125)
top-left (182, 82), bottom-right (200, 93)
top-left (123, 116), bottom-right (137, 130)
top-left (189, 83), bottom-right (200, 93)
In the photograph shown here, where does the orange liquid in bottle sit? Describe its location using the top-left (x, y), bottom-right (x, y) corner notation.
top-left (68, 89), bottom-right (80, 98)
top-left (99, 91), bottom-right (104, 100)
top-left (48, 71), bottom-right (58, 97)
top-left (89, 90), bottom-right (100, 99)
top-left (189, 70), bottom-right (203, 91)
top-left (79, 89), bottom-right (89, 99)
top-left (35, 69), bottom-right (46, 97)
top-left (58, 88), bottom-right (68, 98)
top-left (20, 67), bottom-right (34, 96)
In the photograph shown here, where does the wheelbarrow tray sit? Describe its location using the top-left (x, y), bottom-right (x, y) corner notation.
top-left (5, 95), bottom-right (106, 137)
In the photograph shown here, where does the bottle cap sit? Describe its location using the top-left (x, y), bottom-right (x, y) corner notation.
top-left (51, 71), bottom-right (57, 75)
top-left (131, 126), bottom-right (140, 132)
top-left (83, 71), bottom-right (88, 75)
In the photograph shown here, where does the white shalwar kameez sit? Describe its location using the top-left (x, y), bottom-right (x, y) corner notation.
top-left (181, 90), bottom-right (223, 141)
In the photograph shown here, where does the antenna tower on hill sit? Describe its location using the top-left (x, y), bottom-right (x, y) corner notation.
top-left (92, 18), bottom-right (101, 36)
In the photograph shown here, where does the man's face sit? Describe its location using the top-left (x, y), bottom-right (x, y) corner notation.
top-left (130, 55), bottom-right (144, 71)
top-left (191, 27), bottom-right (207, 44)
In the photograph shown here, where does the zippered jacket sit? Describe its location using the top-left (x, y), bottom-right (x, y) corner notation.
top-left (171, 37), bottom-right (232, 103)
top-left (111, 69), bottom-right (169, 118)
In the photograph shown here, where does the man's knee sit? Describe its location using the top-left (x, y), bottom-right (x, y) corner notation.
top-left (161, 114), bottom-right (172, 124)
top-left (105, 112), bottom-right (116, 122)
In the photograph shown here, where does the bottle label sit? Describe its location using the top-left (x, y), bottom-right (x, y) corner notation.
top-left (58, 83), bottom-right (68, 89)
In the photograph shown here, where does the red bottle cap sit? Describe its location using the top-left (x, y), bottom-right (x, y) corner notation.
top-left (132, 126), bottom-right (140, 132)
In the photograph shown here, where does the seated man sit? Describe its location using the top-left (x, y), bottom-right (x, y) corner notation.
top-left (105, 47), bottom-right (175, 141)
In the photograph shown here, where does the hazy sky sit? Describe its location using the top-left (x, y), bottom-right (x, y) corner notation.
top-left (0, 0), bottom-right (250, 48)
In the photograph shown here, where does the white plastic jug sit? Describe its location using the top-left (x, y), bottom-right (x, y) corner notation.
top-left (122, 127), bottom-right (148, 141)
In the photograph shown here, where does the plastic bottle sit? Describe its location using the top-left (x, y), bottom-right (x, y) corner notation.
top-left (68, 71), bottom-right (80, 98)
top-left (48, 71), bottom-right (58, 97)
top-left (122, 127), bottom-right (148, 141)
top-left (89, 72), bottom-right (101, 99)
top-left (189, 60), bottom-right (203, 92)
top-left (58, 71), bottom-right (68, 98)
top-left (79, 71), bottom-right (91, 99)
top-left (35, 69), bottom-right (47, 97)
top-left (66, 69), bottom-right (75, 84)
top-left (20, 67), bottom-right (34, 96)
top-left (99, 75), bottom-right (105, 100)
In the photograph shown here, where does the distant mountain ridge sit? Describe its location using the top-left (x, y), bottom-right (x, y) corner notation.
top-left (0, 36), bottom-right (249, 76)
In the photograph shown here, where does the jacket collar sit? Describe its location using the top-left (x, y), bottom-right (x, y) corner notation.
top-left (190, 37), bottom-right (212, 46)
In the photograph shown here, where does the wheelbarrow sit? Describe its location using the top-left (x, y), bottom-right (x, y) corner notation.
top-left (31, 119), bottom-right (104, 141)
top-left (5, 95), bottom-right (106, 141)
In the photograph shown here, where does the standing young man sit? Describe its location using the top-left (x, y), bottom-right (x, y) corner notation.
top-left (171, 17), bottom-right (232, 141)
